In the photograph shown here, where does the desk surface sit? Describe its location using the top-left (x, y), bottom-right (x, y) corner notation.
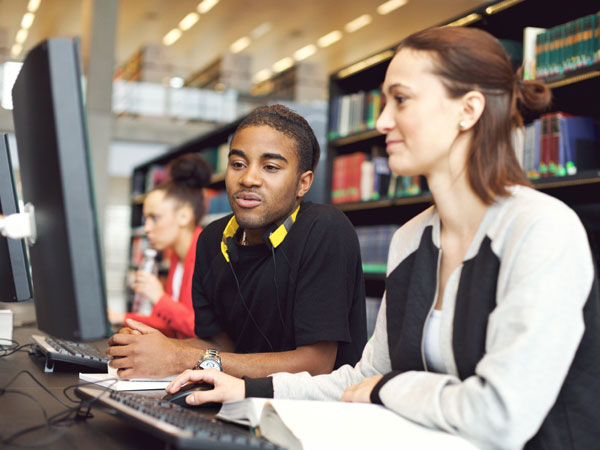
top-left (0, 303), bottom-right (178, 450)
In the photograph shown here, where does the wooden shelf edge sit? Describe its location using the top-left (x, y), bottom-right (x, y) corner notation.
top-left (541, 65), bottom-right (600, 90)
top-left (334, 172), bottom-right (600, 213)
top-left (210, 172), bottom-right (226, 184)
top-left (329, 129), bottom-right (383, 147)
top-left (335, 193), bottom-right (433, 212)
top-left (531, 172), bottom-right (600, 189)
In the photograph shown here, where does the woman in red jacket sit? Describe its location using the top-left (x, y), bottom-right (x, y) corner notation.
top-left (110, 153), bottom-right (212, 338)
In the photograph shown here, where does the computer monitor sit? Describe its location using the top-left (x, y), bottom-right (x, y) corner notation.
top-left (0, 133), bottom-right (33, 302)
top-left (11, 38), bottom-right (109, 341)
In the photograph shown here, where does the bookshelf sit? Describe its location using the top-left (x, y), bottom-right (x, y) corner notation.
top-left (326, 0), bottom-right (600, 297)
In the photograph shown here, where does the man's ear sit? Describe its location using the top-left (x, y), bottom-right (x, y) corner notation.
top-left (296, 170), bottom-right (314, 199)
top-left (459, 90), bottom-right (486, 130)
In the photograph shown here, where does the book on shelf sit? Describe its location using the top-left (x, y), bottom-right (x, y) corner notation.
top-left (356, 225), bottom-right (397, 271)
top-left (216, 398), bottom-right (477, 450)
top-left (523, 27), bottom-right (547, 80)
top-left (145, 164), bottom-right (167, 192)
top-left (205, 188), bottom-right (231, 214)
top-left (523, 113), bottom-right (598, 179)
top-left (331, 152), bottom-right (423, 205)
top-left (366, 296), bottom-right (382, 338)
top-left (559, 115), bottom-right (598, 174)
top-left (328, 89), bottom-right (382, 140)
top-left (534, 12), bottom-right (599, 80)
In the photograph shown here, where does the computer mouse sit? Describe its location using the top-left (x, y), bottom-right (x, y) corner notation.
top-left (162, 381), bottom-right (220, 408)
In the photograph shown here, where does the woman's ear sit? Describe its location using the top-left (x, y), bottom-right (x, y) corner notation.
top-left (176, 204), bottom-right (194, 227)
top-left (459, 90), bottom-right (486, 130)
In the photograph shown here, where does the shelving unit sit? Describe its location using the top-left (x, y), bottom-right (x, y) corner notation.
top-left (326, 0), bottom-right (600, 297)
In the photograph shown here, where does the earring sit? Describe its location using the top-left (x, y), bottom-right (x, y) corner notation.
top-left (458, 120), bottom-right (467, 130)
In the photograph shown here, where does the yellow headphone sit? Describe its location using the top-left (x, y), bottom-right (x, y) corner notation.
top-left (221, 204), bottom-right (300, 262)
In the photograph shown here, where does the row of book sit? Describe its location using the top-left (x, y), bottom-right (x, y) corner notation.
top-left (533, 12), bottom-right (600, 80)
top-left (131, 164), bottom-right (169, 197)
top-left (130, 143), bottom-right (231, 198)
top-left (356, 225), bottom-right (397, 270)
top-left (365, 297), bottom-right (382, 338)
top-left (205, 189), bottom-right (232, 215)
top-left (520, 113), bottom-right (598, 179)
top-left (327, 89), bottom-right (382, 140)
top-left (331, 152), bottom-right (422, 204)
top-left (201, 142), bottom-right (230, 175)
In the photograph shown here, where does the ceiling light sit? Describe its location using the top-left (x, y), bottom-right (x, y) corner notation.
top-left (21, 12), bottom-right (35, 30)
top-left (162, 28), bottom-right (182, 46)
top-left (253, 69), bottom-right (272, 83)
top-left (377, 0), bottom-right (408, 15)
top-left (345, 14), bottom-right (372, 33)
top-left (169, 77), bottom-right (184, 88)
top-left (251, 22), bottom-right (272, 39)
top-left (27, 0), bottom-right (41, 12)
top-left (336, 49), bottom-right (395, 79)
top-left (317, 30), bottom-right (343, 48)
top-left (11, 44), bottom-right (23, 58)
top-left (273, 57), bottom-right (294, 73)
top-left (230, 36), bottom-right (250, 53)
top-left (197, 0), bottom-right (219, 14)
top-left (179, 12), bottom-right (199, 31)
top-left (485, 0), bottom-right (524, 15)
top-left (446, 13), bottom-right (481, 27)
top-left (15, 29), bottom-right (28, 44)
top-left (294, 44), bottom-right (317, 61)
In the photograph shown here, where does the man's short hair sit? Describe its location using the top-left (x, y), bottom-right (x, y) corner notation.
top-left (234, 104), bottom-right (320, 173)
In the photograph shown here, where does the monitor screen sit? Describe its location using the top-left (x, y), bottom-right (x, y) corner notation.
top-left (11, 38), bottom-right (109, 341)
top-left (0, 133), bottom-right (33, 302)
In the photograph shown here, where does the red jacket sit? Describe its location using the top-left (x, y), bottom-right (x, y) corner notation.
top-left (125, 227), bottom-right (201, 338)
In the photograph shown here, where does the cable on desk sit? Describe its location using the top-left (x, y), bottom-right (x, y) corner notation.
top-left (0, 370), bottom-right (114, 447)
top-left (0, 337), bottom-right (36, 358)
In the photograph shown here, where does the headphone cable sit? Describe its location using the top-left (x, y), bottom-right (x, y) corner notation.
top-left (227, 260), bottom-right (274, 352)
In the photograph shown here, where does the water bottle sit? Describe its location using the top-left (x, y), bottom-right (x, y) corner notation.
top-left (132, 248), bottom-right (158, 315)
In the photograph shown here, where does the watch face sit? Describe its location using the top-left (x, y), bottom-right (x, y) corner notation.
top-left (200, 359), bottom-right (220, 370)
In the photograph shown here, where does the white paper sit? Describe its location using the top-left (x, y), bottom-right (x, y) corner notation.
top-left (79, 367), bottom-right (175, 391)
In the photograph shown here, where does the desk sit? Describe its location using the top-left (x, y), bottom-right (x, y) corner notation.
top-left (0, 303), bottom-right (169, 450)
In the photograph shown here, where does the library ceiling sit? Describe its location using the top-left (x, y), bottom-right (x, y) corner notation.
top-left (1, 0), bottom-right (487, 82)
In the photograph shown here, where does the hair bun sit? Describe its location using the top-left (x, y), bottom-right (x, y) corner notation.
top-left (168, 153), bottom-right (212, 189)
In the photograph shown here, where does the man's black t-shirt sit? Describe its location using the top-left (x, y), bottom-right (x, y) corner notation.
top-left (192, 201), bottom-right (367, 369)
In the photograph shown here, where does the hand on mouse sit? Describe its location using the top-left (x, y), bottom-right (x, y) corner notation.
top-left (167, 369), bottom-right (245, 406)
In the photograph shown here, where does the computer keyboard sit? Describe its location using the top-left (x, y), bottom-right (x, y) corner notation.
top-left (31, 334), bottom-right (109, 372)
top-left (75, 386), bottom-right (284, 450)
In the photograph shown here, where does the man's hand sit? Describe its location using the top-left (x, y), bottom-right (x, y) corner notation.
top-left (132, 271), bottom-right (164, 304)
top-left (166, 369), bottom-right (245, 406)
top-left (340, 375), bottom-right (382, 403)
top-left (107, 319), bottom-right (195, 379)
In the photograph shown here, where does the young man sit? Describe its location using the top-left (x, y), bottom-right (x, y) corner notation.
top-left (107, 105), bottom-right (367, 379)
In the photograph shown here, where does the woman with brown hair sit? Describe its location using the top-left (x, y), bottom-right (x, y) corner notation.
top-left (109, 153), bottom-right (212, 338)
top-left (167, 26), bottom-right (599, 449)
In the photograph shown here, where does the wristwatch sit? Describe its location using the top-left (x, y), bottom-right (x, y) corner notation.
top-left (193, 348), bottom-right (222, 371)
